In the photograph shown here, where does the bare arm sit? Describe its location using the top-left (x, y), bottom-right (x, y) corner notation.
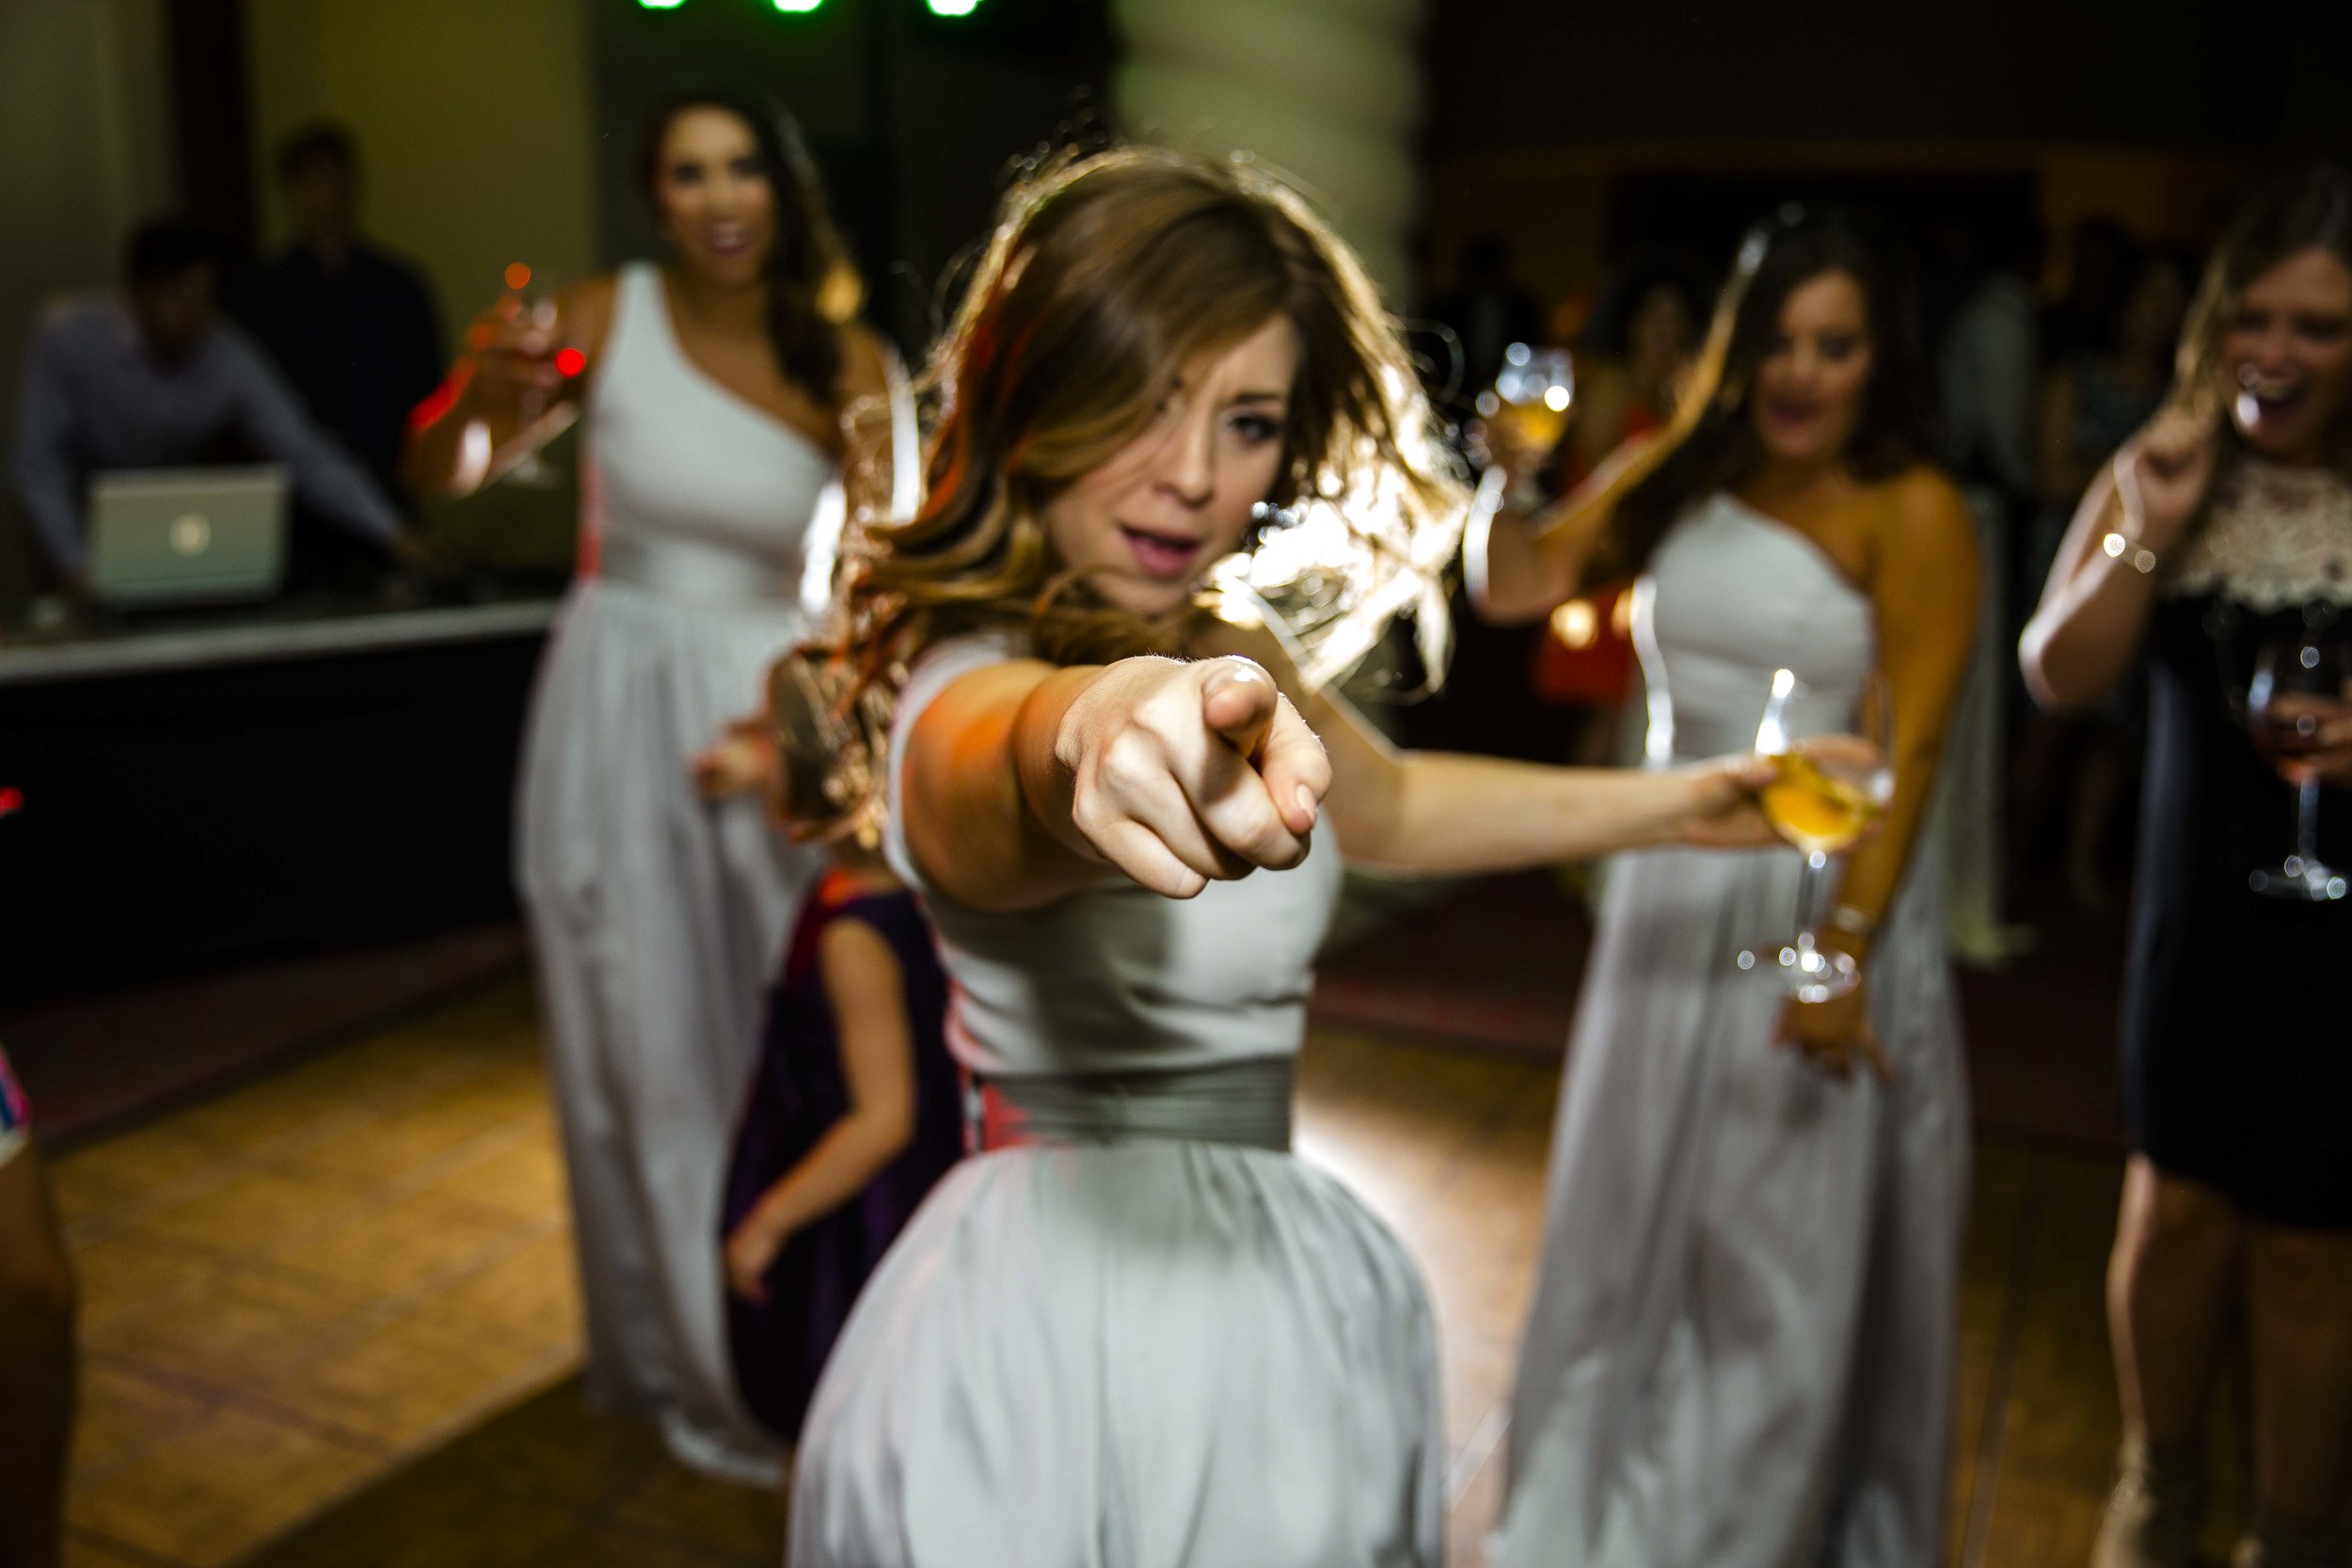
top-left (403, 276), bottom-right (613, 500)
top-left (722, 918), bottom-right (921, 1303)
top-left (1471, 424), bottom-right (1680, 625)
top-left (738, 927), bottom-right (914, 1233)
top-left (1192, 621), bottom-right (1775, 872)
top-left (1563, 360), bottom-right (1632, 489)
top-left (2019, 409), bottom-right (2217, 712)
top-left (900, 654), bottom-right (1329, 912)
top-left (1830, 473), bottom-right (1983, 937)
top-left (1311, 691), bottom-right (1767, 871)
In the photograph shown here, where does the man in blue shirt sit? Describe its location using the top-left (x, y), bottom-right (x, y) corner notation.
top-left (12, 217), bottom-right (417, 595)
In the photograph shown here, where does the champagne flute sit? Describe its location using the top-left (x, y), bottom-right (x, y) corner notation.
top-left (2244, 609), bottom-right (2350, 902)
top-left (485, 261), bottom-right (580, 488)
top-left (1738, 668), bottom-right (1895, 1001)
top-left (1478, 342), bottom-right (1576, 455)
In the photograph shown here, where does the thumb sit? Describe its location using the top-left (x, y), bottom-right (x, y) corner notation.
top-left (1199, 658), bottom-right (1282, 760)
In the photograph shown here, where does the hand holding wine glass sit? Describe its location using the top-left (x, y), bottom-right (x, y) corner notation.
top-left (1738, 669), bottom-right (1898, 1074)
top-left (1473, 343), bottom-right (1574, 494)
top-left (2245, 611), bottom-right (2352, 901)
top-left (462, 264), bottom-right (586, 409)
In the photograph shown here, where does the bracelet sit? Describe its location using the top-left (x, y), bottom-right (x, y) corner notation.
top-left (1829, 905), bottom-right (1880, 938)
top-left (2101, 531), bottom-right (2160, 576)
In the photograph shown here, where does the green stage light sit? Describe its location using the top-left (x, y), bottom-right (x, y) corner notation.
top-left (773, 0), bottom-right (823, 9)
top-left (637, 0), bottom-right (686, 8)
top-left (928, 0), bottom-right (981, 13)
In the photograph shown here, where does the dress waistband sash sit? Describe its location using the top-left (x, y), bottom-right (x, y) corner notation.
top-left (969, 1057), bottom-right (1295, 1153)
top-left (597, 531), bottom-right (798, 609)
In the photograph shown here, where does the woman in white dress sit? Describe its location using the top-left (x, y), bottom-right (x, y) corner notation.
top-left (408, 92), bottom-right (911, 1481)
top-left (1473, 210), bottom-right (1980, 1566)
top-left (776, 146), bottom-right (1816, 1568)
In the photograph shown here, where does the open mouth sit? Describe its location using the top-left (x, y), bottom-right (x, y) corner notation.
top-left (2237, 372), bottom-right (2306, 424)
top-left (1116, 524), bottom-right (1204, 581)
top-left (1763, 397), bottom-right (1822, 432)
top-left (705, 224), bottom-right (755, 260)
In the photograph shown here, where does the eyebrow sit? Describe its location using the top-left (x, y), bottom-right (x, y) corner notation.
top-left (1229, 388), bottom-right (1288, 404)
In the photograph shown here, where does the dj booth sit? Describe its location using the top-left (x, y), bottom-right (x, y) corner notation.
top-left (0, 593), bottom-right (558, 1004)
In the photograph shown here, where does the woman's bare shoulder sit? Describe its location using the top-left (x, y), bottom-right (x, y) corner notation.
top-left (1864, 464), bottom-right (1979, 584)
top-left (1873, 463), bottom-right (1970, 530)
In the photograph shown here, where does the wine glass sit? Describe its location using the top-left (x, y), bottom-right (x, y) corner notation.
top-left (485, 261), bottom-right (580, 489)
top-left (1737, 668), bottom-right (1895, 1001)
top-left (1478, 342), bottom-right (1576, 456)
top-left (2244, 610), bottom-right (2350, 902)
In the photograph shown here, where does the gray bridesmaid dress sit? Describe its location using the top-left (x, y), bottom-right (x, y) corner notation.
top-left (1496, 493), bottom-right (1969, 1568)
top-left (787, 636), bottom-right (1445, 1568)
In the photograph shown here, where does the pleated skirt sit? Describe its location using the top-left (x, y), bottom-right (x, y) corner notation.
top-left (789, 1132), bottom-right (1444, 1567)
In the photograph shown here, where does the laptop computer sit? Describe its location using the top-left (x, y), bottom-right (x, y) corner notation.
top-left (86, 466), bottom-right (290, 608)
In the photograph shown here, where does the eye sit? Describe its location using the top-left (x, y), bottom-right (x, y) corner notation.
top-left (1764, 333), bottom-right (1794, 357)
top-left (2294, 314), bottom-right (2349, 344)
top-left (1229, 411), bottom-right (1282, 445)
top-left (1818, 334), bottom-right (1862, 360)
top-left (668, 163), bottom-right (703, 187)
top-left (730, 156), bottom-right (765, 182)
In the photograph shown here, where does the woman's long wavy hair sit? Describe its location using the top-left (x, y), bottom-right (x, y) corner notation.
top-left (2161, 165), bottom-right (2352, 478)
top-left (640, 91), bottom-right (863, 406)
top-left (1600, 207), bottom-right (1934, 579)
top-left (792, 146), bottom-right (1466, 840)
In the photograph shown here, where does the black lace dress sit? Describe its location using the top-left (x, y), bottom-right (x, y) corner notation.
top-left (2123, 456), bottom-right (2352, 1229)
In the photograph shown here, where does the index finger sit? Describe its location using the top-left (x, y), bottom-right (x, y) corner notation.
top-left (1200, 658), bottom-right (1282, 759)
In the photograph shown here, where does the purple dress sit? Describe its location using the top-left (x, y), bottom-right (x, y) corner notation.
top-left (722, 877), bottom-right (962, 1442)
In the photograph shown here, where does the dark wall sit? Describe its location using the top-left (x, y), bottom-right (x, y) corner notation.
top-left (587, 0), bottom-right (1110, 353)
top-left (1426, 0), bottom-right (2352, 158)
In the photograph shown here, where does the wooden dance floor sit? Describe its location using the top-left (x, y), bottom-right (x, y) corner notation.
top-left (45, 961), bottom-right (2230, 1567)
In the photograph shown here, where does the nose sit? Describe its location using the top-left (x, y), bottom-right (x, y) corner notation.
top-left (1152, 407), bottom-right (1216, 510)
top-left (2250, 323), bottom-right (2297, 372)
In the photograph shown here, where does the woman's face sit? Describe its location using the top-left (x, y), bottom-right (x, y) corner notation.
top-left (1627, 285), bottom-right (1695, 382)
top-left (651, 107), bottom-right (777, 288)
top-left (2120, 261), bottom-right (2189, 363)
top-left (2221, 245), bottom-right (2352, 464)
top-left (1038, 315), bottom-right (1298, 619)
top-left (1748, 269), bottom-right (1875, 467)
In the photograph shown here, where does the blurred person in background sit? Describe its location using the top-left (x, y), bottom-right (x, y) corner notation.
top-left (2017, 242), bottom-right (2193, 911)
top-left (1933, 208), bottom-right (2044, 963)
top-left (2022, 166), bottom-right (2352, 1568)
top-left (2044, 215), bottom-right (2140, 366)
top-left (406, 89), bottom-right (912, 1485)
top-left (12, 217), bottom-right (416, 597)
top-left (713, 659), bottom-right (961, 1461)
top-left (1555, 253), bottom-right (1708, 494)
top-left (1476, 208), bottom-right (1979, 1568)
top-left (238, 124), bottom-right (443, 510)
top-left (0, 1043), bottom-right (74, 1568)
top-left (1430, 231), bottom-right (1545, 411)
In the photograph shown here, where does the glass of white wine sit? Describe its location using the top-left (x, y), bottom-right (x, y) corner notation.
top-left (1738, 667), bottom-right (1895, 1002)
top-left (1477, 342), bottom-right (1576, 456)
